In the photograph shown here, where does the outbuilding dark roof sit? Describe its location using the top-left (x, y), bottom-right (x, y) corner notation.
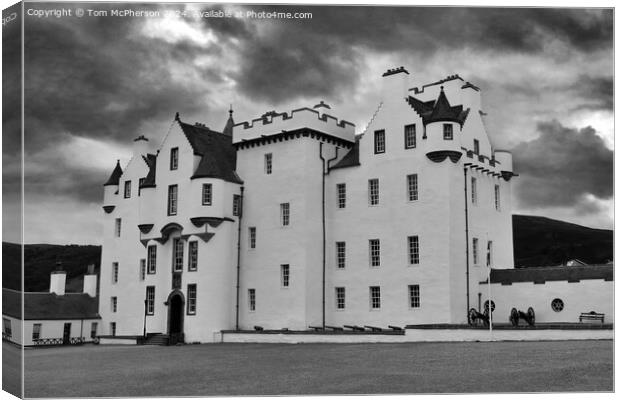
top-left (408, 87), bottom-right (469, 127)
top-left (178, 120), bottom-right (243, 184)
top-left (483, 264), bottom-right (613, 285)
top-left (3, 289), bottom-right (100, 320)
top-left (103, 160), bottom-right (123, 186)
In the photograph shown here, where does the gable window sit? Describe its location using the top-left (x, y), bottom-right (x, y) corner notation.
top-left (138, 178), bottom-right (145, 196)
top-left (115, 218), bottom-right (122, 237)
top-left (368, 178), bottom-right (379, 206)
top-left (374, 130), bottom-right (385, 154)
top-left (140, 259), bottom-right (146, 280)
top-left (233, 194), bottom-right (241, 216)
top-left (369, 239), bottom-right (381, 267)
top-left (173, 238), bottom-right (184, 272)
top-left (147, 245), bottom-right (157, 274)
top-left (370, 286), bottom-right (381, 309)
top-left (111, 297), bottom-right (117, 313)
top-left (112, 262), bottom-right (119, 283)
top-left (281, 264), bottom-right (290, 287)
top-left (170, 147), bottom-right (178, 170)
top-left (249, 227), bottom-right (256, 249)
top-left (474, 139), bottom-right (480, 155)
top-left (407, 174), bottom-right (418, 201)
top-left (90, 322), bottom-right (98, 339)
top-left (124, 181), bottom-right (131, 198)
top-left (404, 124), bottom-right (416, 149)
top-left (202, 184), bottom-right (212, 206)
top-left (335, 287), bottom-right (345, 310)
top-left (472, 238), bottom-right (479, 265)
top-left (471, 177), bottom-right (477, 205)
top-left (443, 124), bottom-right (453, 140)
top-left (188, 241), bottom-right (198, 271)
top-left (167, 185), bottom-right (178, 216)
top-left (187, 284), bottom-right (197, 315)
top-left (337, 183), bottom-right (346, 209)
top-left (408, 284), bottom-right (420, 308)
top-left (264, 153), bottom-right (272, 174)
top-left (146, 286), bottom-right (155, 315)
top-left (32, 323), bottom-right (42, 341)
top-left (2, 318), bottom-right (11, 337)
top-left (408, 236), bottom-right (419, 265)
top-left (336, 241), bottom-right (346, 269)
top-left (494, 184), bottom-right (501, 211)
top-left (280, 203), bottom-right (290, 226)
top-left (248, 289), bottom-right (256, 311)
top-left (110, 322), bottom-right (116, 336)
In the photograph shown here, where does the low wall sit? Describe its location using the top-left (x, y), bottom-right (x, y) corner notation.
top-left (98, 335), bottom-right (139, 345)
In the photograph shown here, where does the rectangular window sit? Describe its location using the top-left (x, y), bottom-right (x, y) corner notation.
top-left (170, 147), bottom-right (178, 170)
top-left (409, 284), bottom-right (420, 308)
top-left (472, 238), bottom-right (479, 265)
top-left (335, 287), bottom-right (345, 310)
top-left (404, 124), bottom-right (416, 149)
top-left (494, 184), bottom-right (501, 211)
top-left (173, 238), bottom-right (184, 272)
top-left (124, 181), bottom-right (131, 198)
top-left (337, 183), bottom-right (346, 209)
top-left (487, 241), bottom-right (493, 267)
top-left (187, 284), bottom-right (197, 315)
top-left (32, 323), bottom-right (42, 341)
top-left (374, 130), bottom-right (385, 154)
top-left (202, 183), bottom-right (212, 206)
top-left (281, 264), bottom-right (290, 287)
top-left (140, 259), bottom-right (146, 280)
top-left (280, 203), bottom-right (290, 226)
top-left (146, 286), bottom-right (155, 315)
top-left (249, 227), bottom-right (256, 249)
top-left (111, 297), bottom-right (117, 313)
top-left (90, 322), bottom-right (98, 339)
top-left (471, 177), bottom-right (477, 204)
top-left (138, 178), bottom-right (145, 196)
top-left (264, 153), bottom-right (272, 174)
top-left (110, 322), bottom-right (116, 336)
top-left (474, 139), bottom-right (480, 155)
top-left (407, 174), bottom-right (418, 201)
top-left (408, 236), bottom-right (420, 265)
top-left (248, 289), bottom-right (256, 311)
top-left (168, 185), bottom-right (178, 216)
top-left (369, 239), bottom-right (381, 267)
top-left (370, 286), bottom-right (381, 309)
top-left (233, 194), bottom-right (241, 216)
top-left (443, 124), bottom-right (453, 140)
top-left (368, 178), bottom-right (379, 206)
top-left (188, 241), bottom-right (198, 271)
top-left (112, 262), bottom-right (119, 283)
top-left (147, 246), bottom-right (157, 274)
top-left (115, 218), bottom-right (122, 237)
top-left (2, 318), bottom-right (11, 337)
top-left (336, 241), bottom-right (346, 269)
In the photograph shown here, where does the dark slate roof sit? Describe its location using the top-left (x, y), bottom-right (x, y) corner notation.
top-left (331, 138), bottom-right (360, 170)
top-left (103, 160), bottom-right (123, 186)
top-left (140, 153), bottom-right (157, 188)
top-left (3, 289), bottom-right (101, 320)
top-left (178, 120), bottom-right (243, 184)
top-left (484, 264), bottom-right (613, 285)
top-left (408, 87), bottom-right (470, 126)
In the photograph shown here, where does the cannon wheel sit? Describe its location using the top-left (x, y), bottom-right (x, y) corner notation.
top-left (510, 307), bottom-right (519, 327)
top-left (468, 308), bottom-right (477, 326)
top-left (527, 307), bottom-right (535, 326)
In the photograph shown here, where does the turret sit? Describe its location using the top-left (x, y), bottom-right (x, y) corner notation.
top-left (423, 87), bottom-right (466, 163)
top-left (494, 150), bottom-right (515, 180)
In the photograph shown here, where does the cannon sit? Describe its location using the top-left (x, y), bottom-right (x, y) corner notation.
top-left (467, 308), bottom-right (490, 327)
top-left (509, 307), bottom-right (535, 327)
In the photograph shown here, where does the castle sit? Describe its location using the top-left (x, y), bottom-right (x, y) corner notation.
top-left (98, 67), bottom-right (612, 344)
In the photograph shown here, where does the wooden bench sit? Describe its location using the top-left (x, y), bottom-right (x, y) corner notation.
top-left (579, 311), bottom-right (605, 323)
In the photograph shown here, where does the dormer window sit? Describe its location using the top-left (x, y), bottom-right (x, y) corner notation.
top-left (170, 147), bottom-right (179, 170)
top-left (443, 124), bottom-right (453, 140)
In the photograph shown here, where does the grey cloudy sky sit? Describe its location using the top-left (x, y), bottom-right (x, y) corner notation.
top-left (2, 3), bottom-right (613, 244)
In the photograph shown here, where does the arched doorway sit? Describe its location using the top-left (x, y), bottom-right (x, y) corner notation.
top-left (167, 291), bottom-right (185, 345)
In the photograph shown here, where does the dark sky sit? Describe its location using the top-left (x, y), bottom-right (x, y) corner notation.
top-left (2, 2), bottom-right (613, 244)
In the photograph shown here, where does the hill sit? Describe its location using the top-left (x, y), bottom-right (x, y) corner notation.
top-left (512, 214), bottom-right (613, 267)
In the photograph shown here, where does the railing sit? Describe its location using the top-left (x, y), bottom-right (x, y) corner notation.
top-left (32, 337), bottom-right (86, 346)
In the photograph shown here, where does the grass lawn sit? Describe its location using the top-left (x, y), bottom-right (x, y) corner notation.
top-left (21, 340), bottom-right (612, 397)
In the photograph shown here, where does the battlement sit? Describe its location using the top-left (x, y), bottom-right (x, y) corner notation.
top-left (232, 106), bottom-right (356, 144)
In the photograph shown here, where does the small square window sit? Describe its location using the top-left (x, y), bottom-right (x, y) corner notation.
top-left (408, 284), bottom-right (420, 308)
top-left (443, 124), bottom-right (453, 140)
top-left (335, 287), bottom-right (345, 310)
top-left (370, 286), bottom-right (381, 309)
top-left (202, 184), bottom-right (212, 206)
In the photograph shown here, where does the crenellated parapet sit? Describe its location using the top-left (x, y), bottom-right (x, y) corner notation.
top-left (232, 106), bottom-right (355, 145)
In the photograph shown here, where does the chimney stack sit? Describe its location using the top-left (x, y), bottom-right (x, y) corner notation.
top-left (50, 261), bottom-right (66, 296)
top-left (83, 264), bottom-right (98, 297)
top-left (132, 135), bottom-right (150, 158)
top-left (381, 66), bottom-right (410, 105)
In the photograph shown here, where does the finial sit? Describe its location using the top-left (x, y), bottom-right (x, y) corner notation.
top-left (440, 86), bottom-right (444, 91)
top-left (174, 112), bottom-right (180, 121)
top-left (229, 104), bottom-right (233, 117)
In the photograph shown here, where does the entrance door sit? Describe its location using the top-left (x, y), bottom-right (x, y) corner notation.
top-left (63, 323), bottom-right (71, 345)
top-left (168, 293), bottom-right (184, 345)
